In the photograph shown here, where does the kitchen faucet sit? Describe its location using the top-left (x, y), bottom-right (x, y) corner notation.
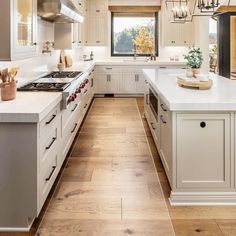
top-left (133, 44), bottom-right (138, 60)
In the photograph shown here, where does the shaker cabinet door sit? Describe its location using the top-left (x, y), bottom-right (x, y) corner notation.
top-left (176, 113), bottom-right (231, 189)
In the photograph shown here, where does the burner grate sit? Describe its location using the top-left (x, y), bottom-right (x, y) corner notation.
top-left (18, 82), bottom-right (70, 92)
top-left (42, 71), bottom-right (82, 79)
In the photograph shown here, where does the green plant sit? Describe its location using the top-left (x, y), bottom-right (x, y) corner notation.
top-left (184, 47), bottom-right (203, 69)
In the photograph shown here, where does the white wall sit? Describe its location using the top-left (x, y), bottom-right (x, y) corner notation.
top-left (0, 19), bottom-right (79, 78)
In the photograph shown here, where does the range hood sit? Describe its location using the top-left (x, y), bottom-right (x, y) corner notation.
top-left (38, 0), bottom-right (84, 23)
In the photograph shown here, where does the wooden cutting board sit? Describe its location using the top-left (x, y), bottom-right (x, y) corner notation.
top-left (177, 78), bottom-right (213, 90)
top-left (65, 56), bottom-right (73, 68)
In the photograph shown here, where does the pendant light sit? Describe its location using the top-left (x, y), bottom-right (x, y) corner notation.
top-left (197, 0), bottom-right (220, 13)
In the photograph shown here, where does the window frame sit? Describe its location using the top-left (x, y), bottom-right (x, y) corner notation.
top-left (111, 12), bottom-right (159, 57)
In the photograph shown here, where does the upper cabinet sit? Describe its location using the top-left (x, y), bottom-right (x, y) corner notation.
top-left (0, 0), bottom-right (37, 61)
top-left (161, 2), bottom-right (195, 47)
top-left (84, 0), bottom-right (108, 46)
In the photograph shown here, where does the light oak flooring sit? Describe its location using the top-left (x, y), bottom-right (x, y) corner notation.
top-left (2, 98), bottom-right (236, 236)
top-left (37, 98), bottom-right (174, 235)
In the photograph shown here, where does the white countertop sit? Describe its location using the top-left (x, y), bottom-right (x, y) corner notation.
top-left (96, 59), bottom-right (186, 66)
top-left (0, 61), bottom-right (95, 123)
top-left (143, 69), bottom-right (236, 111)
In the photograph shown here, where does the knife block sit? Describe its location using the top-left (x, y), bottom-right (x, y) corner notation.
top-left (1, 80), bottom-right (17, 101)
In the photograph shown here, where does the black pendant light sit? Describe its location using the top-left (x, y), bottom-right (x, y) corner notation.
top-left (197, 0), bottom-right (220, 12)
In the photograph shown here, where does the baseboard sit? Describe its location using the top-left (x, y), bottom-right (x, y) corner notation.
top-left (170, 191), bottom-right (236, 206)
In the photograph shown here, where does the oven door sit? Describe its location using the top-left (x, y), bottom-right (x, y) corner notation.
top-left (149, 86), bottom-right (158, 120)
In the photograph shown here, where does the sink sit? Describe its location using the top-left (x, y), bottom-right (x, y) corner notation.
top-left (123, 59), bottom-right (149, 63)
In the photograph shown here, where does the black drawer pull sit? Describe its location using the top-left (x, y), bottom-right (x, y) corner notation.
top-left (200, 121), bottom-right (206, 128)
top-left (151, 122), bottom-right (155, 130)
top-left (84, 103), bottom-right (88, 109)
top-left (45, 166), bottom-right (56, 181)
top-left (105, 68), bottom-right (112, 70)
top-left (46, 137), bottom-right (56, 150)
top-left (45, 114), bottom-right (56, 125)
top-left (71, 104), bottom-right (78, 112)
top-left (160, 104), bottom-right (167, 112)
top-left (160, 66), bottom-right (167, 69)
top-left (71, 123), bottom-right (78, 133)
top-left (89, 73), bottom-right (92, 76)
top-left (84, 89), bottom-right (88, 94)
top-left (160, 115), bottom-right (167, 124)
top-left (96, 9), bottom-right (100, 12)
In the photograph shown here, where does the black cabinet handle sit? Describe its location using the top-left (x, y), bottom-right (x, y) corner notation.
top-left (45, 166), bottom-right (56, 181)
top-left (200, 121), bottom-right (206, 128)
top-left (160, 104), bottom-right (167, 112)
top-left (84, 89), bottom-right (88, 94)
top-left (71, 104), bottom-right (78, 112)
top-left (96, 9), bottom-right (100, 12)
top-left (71, 123), bottom-right (78, 133)
top-left (160, 115), bottom-right (167, 124)
top-left (84, 103), bottom-right (88, 109)
top-left (46, 137), bottom-right (56, 150)
top-left (160, 66), bottom-right (167, 69)
top-left (33, 42), bottom-right (37, 46)
top-left (46, 114), bottom-right (56, 125)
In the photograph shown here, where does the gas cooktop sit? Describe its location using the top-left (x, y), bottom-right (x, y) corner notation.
top-left (18, 82), bottom-right (70, 92)
top-left (42, 71), bottom-right (82, 79)
top-left (17, 71), bottom-right (83, 92)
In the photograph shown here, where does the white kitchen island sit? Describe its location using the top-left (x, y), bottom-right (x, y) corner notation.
top-left (143, 69), bottom-right (236, 205)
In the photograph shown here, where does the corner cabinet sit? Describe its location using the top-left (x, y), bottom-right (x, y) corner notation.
top-left (0, 0), bottom-right (37, 61)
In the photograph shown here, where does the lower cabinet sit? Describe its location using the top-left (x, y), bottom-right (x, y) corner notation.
top-left (122, 72), bottom-right (145, 94)
top-left (96, 73), bottom-right (120, 94)
top-left (144, 83), bottom-right (234, 204)
top-left (176, 113), bottom-right (231, 189)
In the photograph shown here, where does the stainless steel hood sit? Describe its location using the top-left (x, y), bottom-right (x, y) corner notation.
top-left (38, 0), bottom-right (84, 23)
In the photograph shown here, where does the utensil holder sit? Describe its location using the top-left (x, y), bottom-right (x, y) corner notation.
top-left (1, 80), bottom-right (17, 101)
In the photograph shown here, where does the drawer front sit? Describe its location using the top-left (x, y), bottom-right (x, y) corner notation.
top-left (40, 104), bottom-right (60, 139)
top-left (96, 66), bottom-right (121, 73)
top-left (39, 154), bottom-right (58, 211)
top-left (61, 115), bottom-right (79, 160)
top-left (62, 99), bottom-right (81, 133)
top-left (40, 127), bottom-right (58, 165)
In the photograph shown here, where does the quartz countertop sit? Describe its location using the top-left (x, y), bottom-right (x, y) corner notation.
top-left (143, 68), bottom-right (236, 111)
top-left (0, 62), bottom-right (95, 123)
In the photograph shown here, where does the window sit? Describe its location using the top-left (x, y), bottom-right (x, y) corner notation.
top-left (111, 12), bottom-right (158, 56)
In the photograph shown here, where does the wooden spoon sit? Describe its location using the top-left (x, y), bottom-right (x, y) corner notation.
top-left (1, 68), bottom-right (8, 83)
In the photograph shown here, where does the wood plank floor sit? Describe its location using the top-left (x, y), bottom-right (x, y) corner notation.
top-left (37, 98), bottom-right (175, 236)
top-left (2, 98), bottom-right (236, 236)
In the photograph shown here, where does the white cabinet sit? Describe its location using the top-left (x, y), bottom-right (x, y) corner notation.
top-left (96, 73), bottom-right (120, 94)
top-left (122, 73), bottom-right (145, 94)
top-left (0, 0), bottom-right (37, 60)
top-left (176, 113), bottom-right (231, 189)
top-left (161, 2), bottom-right (194, 47)
top-left (85, 0), bottom-right (108, 46)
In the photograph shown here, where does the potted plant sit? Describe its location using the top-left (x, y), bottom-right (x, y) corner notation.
top-left (184, 47), bottom-right (203, 77)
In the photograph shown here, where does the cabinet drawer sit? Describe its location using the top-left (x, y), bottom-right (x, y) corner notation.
top-left (39, 154), bottom-right (58, 211)
top-left (40, 127), bottom-right (58, 165)
top-left (40, 105), bottom-right (60, 139)
top-left (96, 66), bottom-right (121, 73)
top-left (62, 99), bottom-right (81, 133)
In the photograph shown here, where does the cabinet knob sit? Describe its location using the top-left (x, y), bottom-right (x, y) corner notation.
top-left (200, 121), bottom-right (206, 128)
top-left (33, 42), bottom-right (37, 46)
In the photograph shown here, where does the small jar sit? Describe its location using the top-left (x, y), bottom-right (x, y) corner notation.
top-left (1, 80), bottom-right (17, 101)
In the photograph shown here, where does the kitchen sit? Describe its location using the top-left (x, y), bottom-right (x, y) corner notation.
top-left (0, 0), bottom-right (236, 235)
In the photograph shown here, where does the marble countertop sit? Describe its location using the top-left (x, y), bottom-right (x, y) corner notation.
top-left (143, 68), bottom-right (236, 111)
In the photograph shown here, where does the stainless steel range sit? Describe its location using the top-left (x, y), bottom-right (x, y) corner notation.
top-left (17, 71), bottom-right (88, 109)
